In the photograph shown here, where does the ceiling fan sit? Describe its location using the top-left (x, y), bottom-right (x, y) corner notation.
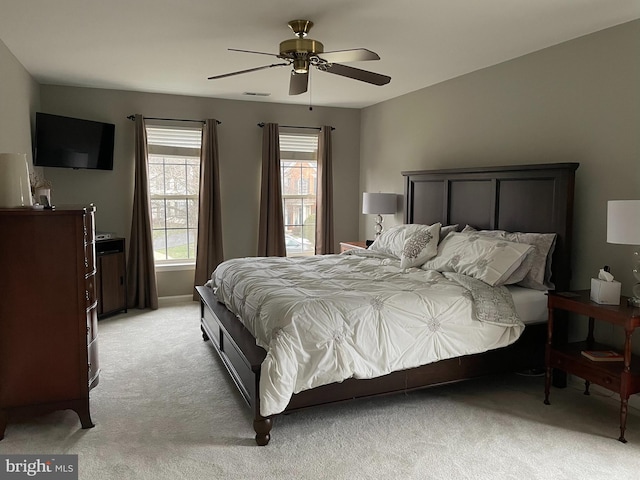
top-left (208, 19), bottom-right (391, 95)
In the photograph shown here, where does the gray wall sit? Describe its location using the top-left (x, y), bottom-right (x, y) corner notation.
top-left (360, 20), bottom-right (640, 351)
top-left (360, 20), bottom-right (639, 297)
top-left (39, 86), bottom-right (361, 296)
top-left (0, 38), bottom-right (40, 161)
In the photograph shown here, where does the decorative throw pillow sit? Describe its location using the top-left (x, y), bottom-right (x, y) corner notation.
top-left (461, 225), bottom-right (556, 290)
top-left (421, 232), bottom-right (534, 287)
top-left (399, 223), bottom-right (441, 269)
top-left (369, 223), bottom-right (440, 259)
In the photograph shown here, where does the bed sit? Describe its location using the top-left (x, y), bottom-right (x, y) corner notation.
top-left (196, 162), bottom-right (578, 445)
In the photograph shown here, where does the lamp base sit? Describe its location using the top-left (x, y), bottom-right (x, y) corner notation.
top-left (374, 214), bottom-right (384, 237)
top-left (628, 296), bottom-right (640, 307)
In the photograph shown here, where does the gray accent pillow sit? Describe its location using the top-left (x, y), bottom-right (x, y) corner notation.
top-left (421, 232), bottom-right (534, 287)
top-left (439, 224), bottom-right (459, 243)
top-left (461, 225), bottom-right (557, 290)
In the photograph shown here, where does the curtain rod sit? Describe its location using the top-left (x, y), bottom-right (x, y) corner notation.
top-left (127, 115), bottom-right (221, 125)
top-left (257, 122), bottom-right (334, 131)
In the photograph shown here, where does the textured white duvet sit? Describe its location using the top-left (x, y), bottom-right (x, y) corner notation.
top-left (211, 250), bottom-right (524, 417)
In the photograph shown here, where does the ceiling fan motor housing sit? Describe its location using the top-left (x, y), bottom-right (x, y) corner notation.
top-left (279, 38), bottom-right (324, 73)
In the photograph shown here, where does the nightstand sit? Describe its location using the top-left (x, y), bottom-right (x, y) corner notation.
top-left (339, 241), bottom-right (368, 253)
top-left (544, 290), bottom-right (640, 443)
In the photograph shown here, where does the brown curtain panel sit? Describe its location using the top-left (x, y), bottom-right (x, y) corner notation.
top-left (126, 114), bottom-right (158, 309)
top-left (315, 126), bottom-right (335, 254)
top-left (257, 123), bottom-right (286, 257)
top-left (193, 119), bottom-right (224, 299)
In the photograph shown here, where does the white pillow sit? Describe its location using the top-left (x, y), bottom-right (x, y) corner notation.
top-left (369, 223), bottom-right (440, 259)
top-left (461, 225), bottom-right (556, 290)
top-left (399, 223), bottom-right (441, 269)
top-left (421, 232), bottom-right (534, 286)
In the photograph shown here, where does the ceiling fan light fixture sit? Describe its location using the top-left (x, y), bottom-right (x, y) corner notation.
top-left (293, 58), bottom-right (309, 74)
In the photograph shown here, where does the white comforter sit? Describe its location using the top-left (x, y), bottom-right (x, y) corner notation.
top-left (211, 250), bottom-right (524, 417)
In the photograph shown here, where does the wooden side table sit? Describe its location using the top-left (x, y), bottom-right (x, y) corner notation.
top-left (544, 290), bottom-right (640, 442)
top-left (339, 241), bottom-right (368, 253)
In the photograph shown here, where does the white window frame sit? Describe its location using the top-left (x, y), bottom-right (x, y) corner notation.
top-left (146, 125), bottom-right (202, 270)
top-left (280, 131), bottom-right (319, 257)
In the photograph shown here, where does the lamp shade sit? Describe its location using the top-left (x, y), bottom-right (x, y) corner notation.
top-left (362, 192), bottom-right (396, 215)
top-left (0, 153), bottom-right (33, 208)
top-left (607, 200), bottom-right (640, 245)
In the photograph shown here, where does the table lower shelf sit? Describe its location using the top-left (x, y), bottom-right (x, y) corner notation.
top-left (547, 341), bottom-right (640, 395)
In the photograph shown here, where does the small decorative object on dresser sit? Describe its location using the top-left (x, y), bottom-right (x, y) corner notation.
top-left (0, 206), bottom-right (99, 440)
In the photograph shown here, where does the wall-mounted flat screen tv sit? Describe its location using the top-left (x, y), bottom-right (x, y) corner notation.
top-left (34, 112), bottom-right (115, 170)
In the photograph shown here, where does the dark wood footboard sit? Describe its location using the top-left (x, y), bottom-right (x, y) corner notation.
top-left (197, 285), bottom-right (272, 445)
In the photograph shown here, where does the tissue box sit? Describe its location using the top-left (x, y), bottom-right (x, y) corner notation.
top-left (590, 278), bottom-right (621, 305)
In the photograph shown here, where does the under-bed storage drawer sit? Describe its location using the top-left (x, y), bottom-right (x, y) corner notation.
top-left (220, 332), bottom-right (256, 405)
top-left (202, 305), bottom-right (221, 349)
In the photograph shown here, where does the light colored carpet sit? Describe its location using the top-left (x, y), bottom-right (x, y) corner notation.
top-left (1, 300), bottom-right (639, 479)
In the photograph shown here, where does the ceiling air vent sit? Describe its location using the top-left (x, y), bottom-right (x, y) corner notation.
top-left (243, 92), bottom-right (271, 97)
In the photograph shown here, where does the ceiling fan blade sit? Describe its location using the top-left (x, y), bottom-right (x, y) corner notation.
top-left (318, 49), bottom-right (380, 63)
top-left (321, 63), bottom-right (391, 86)
top-left (208, 63), bottom-right (289, 80)
top-left (289, 71), bottom-right (308, 95)
top-left (228, 48), bottom-right (280, 57)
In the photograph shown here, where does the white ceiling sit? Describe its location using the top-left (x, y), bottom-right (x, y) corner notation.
top-left (1, 0), bottom-right (639, 109)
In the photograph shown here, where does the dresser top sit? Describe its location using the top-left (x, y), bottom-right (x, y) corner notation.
top-left (0, 205), bottom-right (96, 215)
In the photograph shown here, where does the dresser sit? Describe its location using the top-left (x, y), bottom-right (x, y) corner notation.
top-left (0, 206), bottom-right (99, 440)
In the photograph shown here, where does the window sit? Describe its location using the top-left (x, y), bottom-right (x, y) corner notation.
top-left (146, 126), bottom-right (202, 265)
top-left (280, 132), bottom-right (319, 256)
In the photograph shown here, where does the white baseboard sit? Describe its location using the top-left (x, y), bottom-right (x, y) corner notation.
top-left (158, 294), bottom-right (196, 306)
top-left (568, 374), bottom-right (640, 412)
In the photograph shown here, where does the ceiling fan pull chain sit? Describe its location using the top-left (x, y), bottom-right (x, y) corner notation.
top-left (309, 70), bottom-right (313, 111)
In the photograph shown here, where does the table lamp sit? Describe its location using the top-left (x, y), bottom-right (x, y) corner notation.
top-left (607, 200), bottom-right (640, 307)
top-left (0, 153), bottom-right (33, 208)
top-left (362, 192), bottom-right (396, 237)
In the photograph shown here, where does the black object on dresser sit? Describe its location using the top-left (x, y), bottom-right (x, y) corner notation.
top-left (96, 237), bottom-right (127, 318)
top-left (0, 206), bottom-right (100, 440)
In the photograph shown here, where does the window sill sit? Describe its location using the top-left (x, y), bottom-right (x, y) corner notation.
top-left (155, 262), bottom-right (196, 272)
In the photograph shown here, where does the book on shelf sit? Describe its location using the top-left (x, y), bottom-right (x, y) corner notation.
top-left (580, 350), bottom-right (624, 362)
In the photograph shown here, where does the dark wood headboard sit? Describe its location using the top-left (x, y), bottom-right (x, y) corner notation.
top-left (401, 163), bottom-right (579, 291)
